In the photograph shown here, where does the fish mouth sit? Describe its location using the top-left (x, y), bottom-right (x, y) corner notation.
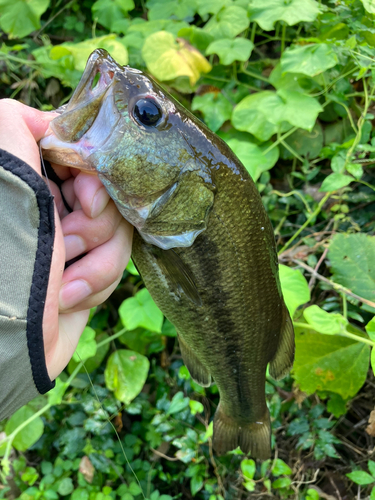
top-left (40, 49), bottom-right (123, 170)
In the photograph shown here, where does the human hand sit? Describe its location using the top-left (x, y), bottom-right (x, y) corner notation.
top-left (0, 99), bottom-right (133, 381)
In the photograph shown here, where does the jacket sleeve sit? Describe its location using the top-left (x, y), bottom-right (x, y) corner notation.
top-left (0, 148), bottom-right (55, 421)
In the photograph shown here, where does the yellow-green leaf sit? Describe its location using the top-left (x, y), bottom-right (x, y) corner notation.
top-left (142, 31), bottom-right (211, 84)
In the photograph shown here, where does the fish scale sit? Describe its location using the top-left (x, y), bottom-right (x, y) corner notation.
top-left (41, 48), bottom-right (295, 458)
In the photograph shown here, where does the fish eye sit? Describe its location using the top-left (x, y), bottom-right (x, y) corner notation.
top-left (133, 98), bottom-right (162, 127)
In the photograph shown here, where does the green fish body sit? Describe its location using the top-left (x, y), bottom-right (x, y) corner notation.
top-left (41, 49), bottom-right (294, 458)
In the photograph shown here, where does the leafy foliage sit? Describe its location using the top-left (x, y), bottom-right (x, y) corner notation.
top-left (0, 0), bottom-right (375, 499)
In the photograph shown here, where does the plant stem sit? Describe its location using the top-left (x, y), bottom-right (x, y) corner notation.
top-left (280, 139), bottom-right (304, 163)
top-left (271, 190), bottom-right (312, 214)
top-left (262, 126), bottom-right (298, 155)
top-left (292, 259), bottom-right (375, 309)
top-left (240, 65), bottom-right (270, 84)
top-left (342, 293), bottom-right (347, 319)
top-left (281, 23), bottom-right (286, 54)
top-left (250, 22), bottom-right (257, 44)
top-left (278, 192), bottom-right (331, 254)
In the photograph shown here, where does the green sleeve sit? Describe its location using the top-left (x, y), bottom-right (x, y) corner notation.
top-left (0, 149), bottom-right (55, 421)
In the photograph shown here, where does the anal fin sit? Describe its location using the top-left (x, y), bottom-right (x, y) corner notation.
top-left (178, 334), bottom-right (211, 387)
top-left (269, 305), bottom-right (295, 380)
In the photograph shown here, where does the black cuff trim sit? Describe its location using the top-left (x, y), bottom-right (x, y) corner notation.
top-left (0, 149), bottom-right (55, 394)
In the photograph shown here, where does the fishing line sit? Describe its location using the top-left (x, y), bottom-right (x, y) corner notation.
top-left (62, 329), bottom-right (145, 498)
top-left (39, 143), bottom-right (52, 192)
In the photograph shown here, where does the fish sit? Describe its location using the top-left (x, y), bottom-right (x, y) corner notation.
top-left (40, 49), bottom-right (294, 459)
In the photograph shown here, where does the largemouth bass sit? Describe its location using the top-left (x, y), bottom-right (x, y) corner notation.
top-left (41, 49), bottom-right (294, 459)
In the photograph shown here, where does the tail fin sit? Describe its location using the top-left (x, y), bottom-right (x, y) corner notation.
top-left (212, 404), bottom-right (271, 459)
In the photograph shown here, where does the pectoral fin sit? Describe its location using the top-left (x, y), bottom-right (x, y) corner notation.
top-left (140, 170), bottom-right (215, 250)
top-left (269, 306), bottom-right (295, 380)
top-left (152, 247), bottom-right (202, 307)
top-left (178, 334), bottom-right (211, 387)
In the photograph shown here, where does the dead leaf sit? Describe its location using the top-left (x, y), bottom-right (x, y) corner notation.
top-left (366, 408), bottom-right (375, 437)
top-left (79, 456), bottom-right (95, 483)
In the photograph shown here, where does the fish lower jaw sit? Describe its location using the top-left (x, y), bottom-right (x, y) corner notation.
top-left (40, 132), bottom-right (95, 170)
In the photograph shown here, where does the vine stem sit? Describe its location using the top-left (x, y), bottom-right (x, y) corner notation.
top-left (281, 23), bottom-right (286, 54)
top-left (262, 126), bottom-right (298, 155)
top-left (278, 192), bottom-right (331, 255)
top-left (293, 322), bottom-right (374, 347)
top-left (292, 259), bottom-right (375, 309)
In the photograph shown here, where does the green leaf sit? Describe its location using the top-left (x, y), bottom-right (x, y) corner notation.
top-left (248, 0), bottom-right (320, 31)
top-left (272, 477), bottom-right (292, 489)
top-left (203, 5), bottom-right (250, 39)
top-left (190, 475), bottom-right (204, 496)
top-left (360, 0), bottom-right (375, 14)
top-left (368, 460), bottom-right (375, 477)
top-left (57, 478), bottom-right (74, 496)
top-left (192, 92), bottom-right (232, 132)
top-left (306, 488), bottom-right (320, 500)
top-left (372, 347), bottom-right (375, 376)
top-left (68, 332), bottom-right (110, 375)
top-left (366, 317), bottom-right (375, 341)
top-left (52, 35), bottom-right (128, 72)
top-left (178, 26), bottom-right (214, 52)
top-left (280, 44), bottom-right (337, 77)
top-left (271, 459), bottom-right (292, 476)
top-left (126, 258), bottom-right (139, 276)
top-left (346, 470), bottom-right (375, 485)
top-left (119, 327), bottom-right (164, 355)
top-left (129, 482), bottom-right (142, 496)
top-left (346, 163), bottom-right (363, 180)
top-left (206, 38), bottom-right (254, 65)
top-left (232, 91), bottom-right (279, 141)
top-left (232, 90), bottom-right (322, 141)
top-left (328, 233), bottom-right (375, 304)
top-left (279, 264), bottom-right (310, 318)
top-left (5, 405), bottom-right (44, 451)
top-left (119, 288), bottom-right (164, 332)
top-left (304, 305), bottom-right (348, 335)
top-left (189, 400), bottom-right (204, 415)
top-left (371, 486), bottom-right (375, 500)
top-left (326, 392), bottom-right (347, 417)
top-left (320, 173), bottom-right (353, 192)
top-left (225, 137), bottom-right (279, 182)
top-left (48, 378), bottom-right (68, 406)
top-left (148, 0), bottom-right (197, 21)
top-left (196, 0), bottom-right (232, 17)
top-left (293, 327), bottom-right (370, 399)
top-left (167, 391), bottom-right (190, 414)
top-left (331, 152), bottom-right (346, 174)
top-left (72, 326), bottom-right (97, 362)
top-left (271, 89), bottom-right (323, 130)
top-left (0, 0), bottom-right (49, 38)
top-left (241, 459), bottom-right (256, 479)
top-left (142, 31), bottom-right (211, 84)
top-left (105, 349), bottom-right (150, 404)
top-left (269, 63), bottom-right (318, 93)
top-left (92, 0), bottom-right (135, 31)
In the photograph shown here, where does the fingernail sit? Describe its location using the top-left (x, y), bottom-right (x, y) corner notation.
top-left (91, 186), bottom-right (110, 218)
top-left (64, 235), bottom-right (86, 261)
top-left (59, 280), bottom-right (92, 310)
